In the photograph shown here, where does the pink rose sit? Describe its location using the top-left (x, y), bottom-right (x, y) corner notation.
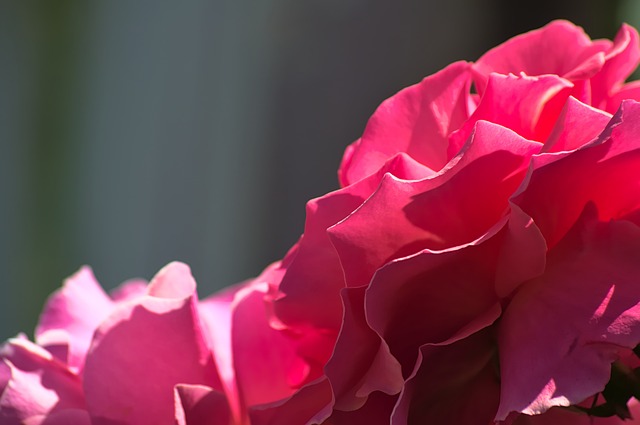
top-left (0, 262), bottom-right (329, 424)
top-left (5, 20), bottom-right (640, 425)
top-left (270, 20), bottom-right (640, 424)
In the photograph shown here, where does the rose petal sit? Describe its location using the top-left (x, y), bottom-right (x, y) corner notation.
top-left (448, 73), bottom-right (573, 158)
top-left (513, 402), bottom-right (640, 425)
top-left (276, 153), bottom-right (434, 330)
top-left (606, 80), bottom-right (640, 113)
top-left (591, 24), bottom-right (640, 109)
top-left (34, 267), bottom-right (114, 370)
top-left (198, 283), bottom-right (244, 419)
top-left (339, 61), bottom-right (471, 186)
top-left (147, 261), bottom-right (196, 298)
top-left (543, 96), bottom-right (612, 153)
top-left (109, 279), bottom-right (148, 302)
top-left (0, 338), bottom-right (85, 423)
top-left (494, 203), bottom-right (547, 297)
top-left (365, 223), bottom-right (504, 372)
top-left (472, 20), bottom-right (608, 95)
top-left (323, 391), bottom-right (398, 425)
top-left (33, 409), bottom-right (92, 425)
top-left (330, 120), bottom-right (540, 288)
top-left (325, 287), bottom-right (403, 411)
top-left (497, 213), bottom-right (640, 419)
top-left (391, 329), bottom-right (500, 425)
top-left (248, 378), bottom-right (334, 425)
top-left (515, 99), bottom-right (640, 248)
top-left (174, 384), bottom-right (231, 425)
top-left (232, 282), bottom-right (311, 407)
top-left (83, 263), bottom-right (218, 425)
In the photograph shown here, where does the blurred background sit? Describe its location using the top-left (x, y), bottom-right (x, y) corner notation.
top-left (0, 0), bottom-right (638, 341)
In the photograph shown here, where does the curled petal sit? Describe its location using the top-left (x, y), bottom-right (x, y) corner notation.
top-left (448, 73), bottom-right (572, 158)
top-left (516, 99), bottom-right (640, 248)
top-left (330, 120), bottom-right (540, 288)
top-left (276, 153), bottom-right (434, 330)
top-left (35, 267), bottom-right (114, 370)
top-left (473, 20), bottom-right (609, 94)
top-left (325, 287), bottom-right (403, 411)
top-left (339, 61), bottom-right (471, 186)
top-left (591, 24), bottom-right (640, 109)
top-left (83, 263), bottom-right (218, 425)
top-left (543, 96), bottom-right (612, 153)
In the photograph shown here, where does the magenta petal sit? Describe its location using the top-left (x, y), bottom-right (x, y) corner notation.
top-left (516, 99), bottom-right (640, 248)
top-left (330, 120), bottom-right (540, 288)
top-left (339, 61), bottom-right (471, 186)
top-left (232, 283), bottom-right (311, 407)
top-left (591, 24), bottom-right (640, 108)
top-left (365, 227), bottom-right (503, 371)
top-left (174, 384), bottom-right (231, 425)
top-left (83, 264), bottom-right (217, 425)
top-left (497, 215), bottom-right (640, 419)
top-left (276, 153), bottom-right (434, 330)
top-left (0, 338), bottom-right (85, 424)
top-left (543, 96), bottom-right (612, 153)
top-left (325, 287), bottom-right (403, 411)
top-left (35, 267), bottom-right (114, 370)
top-left (448, 73), bottom-right (572, 158)
top-left (473, 20), bottom-right (608, 94)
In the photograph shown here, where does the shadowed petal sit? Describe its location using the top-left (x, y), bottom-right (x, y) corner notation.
top-left (497, 214), bottom-right (640, 419)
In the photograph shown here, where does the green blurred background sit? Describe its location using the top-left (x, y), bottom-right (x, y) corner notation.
top-left (1, 0), bottom-right (638, 341)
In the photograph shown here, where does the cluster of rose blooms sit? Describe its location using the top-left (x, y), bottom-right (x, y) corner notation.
top-left (4, 20), bottom-right (640, 425)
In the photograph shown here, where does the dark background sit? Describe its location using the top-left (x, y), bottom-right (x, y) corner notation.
top-left (0, 0), bottom-right (635, 341)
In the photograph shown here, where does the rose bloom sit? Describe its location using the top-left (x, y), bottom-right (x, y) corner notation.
top-left (3, 20), bottom-right (640, 425)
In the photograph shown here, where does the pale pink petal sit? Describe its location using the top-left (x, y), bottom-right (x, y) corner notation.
top-left (472, 20), bottom-right (608, 95)
top-left (248, 378), bottom-right (334, 425)
top-left (0, 338), bottom-right (85, 424)
top-left (174, 384), bottom-right (231, 425)
top-left (497, 215), bottom-right (640, 419)
top-left (83, 263), bottom-right (218, 425)
top-left (34, 267), bottom-right (114, 370)
top-left (515, 99), bottom-right (640, 248)
top-left (276, 153), bottom-right (434, 331)
top-left (543, 96), bottom-right (612, 153)
top-left (147, 261), bottom-right (196, 298)
top-left (392, 330), bottom-right (500, 425)
top-left (448, 73), bottom-right (572, 158)
top-left (198, 282), bottom-right (245, 419)
top-left (325, 287), bottom-right (403, 411)
top-left (339, 61), bottom-right (471, 186)
top-left (109, 278), bottom-right (147, 302)
top-left (330, 120), bottom-right (540, 288)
